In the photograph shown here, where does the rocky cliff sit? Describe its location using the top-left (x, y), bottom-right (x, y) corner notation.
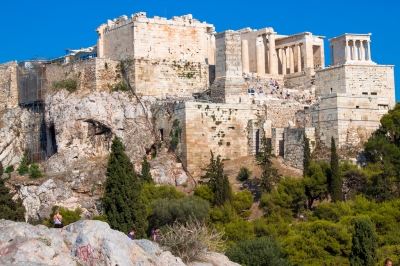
top-left (0, 219), bottom-right (238, 266)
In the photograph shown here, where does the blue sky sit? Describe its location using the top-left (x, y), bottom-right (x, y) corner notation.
top-left (1, 0), bottom-right (398, 102)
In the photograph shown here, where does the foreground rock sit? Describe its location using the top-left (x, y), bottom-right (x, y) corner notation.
top-left (0, 220), bottom-right (238, 266)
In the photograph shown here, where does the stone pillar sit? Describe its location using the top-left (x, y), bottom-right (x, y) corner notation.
top-left (268, 34), bottom-right (278, 75)
top-left (345, 39), bottom-right (350, 61)
top-left (209, 35), bottom-right (216, 65)
top-left (367, 40), bottom-right (371, 61)
top-left (282, 47), bottom-right (287, 75)
top-left (360, 40), bottom-right (365, 61)
top-left (289, 46), bottom-right (294, 74)
top-left (241, 39), bottom-right (249, 73)
top-left (297, 44), bottom-right (302, 72)
top-left (256, 36), bottom-right (265, 75)
top-left (353, 39), bottom-right (358, 60)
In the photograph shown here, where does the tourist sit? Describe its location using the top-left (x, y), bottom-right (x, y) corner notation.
top-left (270, 78), bottom-right (274, 86)
top-left (53, 210), bottom-right (63, 232)
top-left (252, 73), bottom-right (255, 81)
top-left (127, 228), bottom-right (135, 240)
top-left (384, 258), bottom-right (393, 266)
top-left (152, 226), bottom-right (160, 241)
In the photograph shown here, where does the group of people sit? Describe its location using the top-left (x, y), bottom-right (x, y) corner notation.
top-left (127, 226), bottom-right (160, 241)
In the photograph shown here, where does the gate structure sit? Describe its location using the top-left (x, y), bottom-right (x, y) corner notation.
top-left (17, 60), bottom-right (55, 163)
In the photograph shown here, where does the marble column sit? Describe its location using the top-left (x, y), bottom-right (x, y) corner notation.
top-left (282, 47), bottom-right (287, 75)
top-left (367, 40), bottom-right (371, 61)
top-left (289, 46), bottom-right (294, 73)
top-left (256, 36), bottom-right (265, 75)
top-left (360, 40), bottom-right (365, 61)
top-left (268, 34), bottom-right (278, 75)
top-left (353, 39), bottom-right (358, 60)
top-left (209, 35), bottom-right (216, 65)
top-left (345, 39), bottom-right (350, 61)
top-left (297, 44), bottom-right (302, 72)
top-left (241, 39), bottom-right (249, 73)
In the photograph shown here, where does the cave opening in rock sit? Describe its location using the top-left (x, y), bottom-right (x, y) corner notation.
top-left (48, 125), bottom-right (58, 155)
top-left (159, 129), bottom-right (164, 141)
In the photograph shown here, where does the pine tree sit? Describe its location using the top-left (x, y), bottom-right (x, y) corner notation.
top-left (303, 133), bottom-right (311, 177)
top-left (200, 151), bottom-right (232, 206)
top-left (17, 154), bottom-right (29, 175)
top-left (330, 137), bottom-right (342, 202)
top-left (256, 135), bottom-right (281, 193)
top-left (0, 178), bottom-right (25, 221)
top-left (102, 136), bottom-right (148, 237)
top-left (141, 156), bottom-right (153, 183)
top-left (349, 218), bottom-right (377, 266)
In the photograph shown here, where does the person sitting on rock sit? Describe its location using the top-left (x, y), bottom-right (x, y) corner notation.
top-left (152, 226), bottom-right (160, 241)
top-left (127, 228), bottom-right (135, 240)
top-left (53, 210), bottom-right (63, 232)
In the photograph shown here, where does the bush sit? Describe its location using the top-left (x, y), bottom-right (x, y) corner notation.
top-left (92, 215), bottom-right (107, 222)
top-left (0, 178), bottom-right (25, 221)
top-left (236, 167), bottom-right (252, 181)
top-left (224, 219), bottom-right (255, 244)
top-left (226, 237), bottom-right (290, 266)
top-left (52, 79), bottom-right (78, 92)
top-left (43, 206), bottom-right (82, 228)
top-left (5, 165), bottom-right (14, 173)
top-left (159, 218), bottom-right (225, 263)
top-left (29, 163), bottom-right (42, 178)
top-left (232, 190), bottom-right (253, 218)
top-left (150, 196), bottom-right (210, 227)
top-left (17, 154), bottom-right (29, 175)
top-left (194, 185), bottom-right (214, 205)
top-left (110, 80), bottom-right (130, 91)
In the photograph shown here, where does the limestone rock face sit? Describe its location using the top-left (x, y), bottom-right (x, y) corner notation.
top-left (0, 220), bottom-right (237, 266)
top-left (44, 90), bottom-right (156, 173)
top-left (0, 107), bottom-right (28, 168)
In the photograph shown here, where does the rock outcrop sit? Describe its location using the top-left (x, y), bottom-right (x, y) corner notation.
top-left (0, 219), bottom-right (238, 266)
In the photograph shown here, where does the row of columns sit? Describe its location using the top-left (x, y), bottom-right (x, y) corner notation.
top-left (277, 44), bottom-right (303, 75)
top-left (345, 39), bottom-right (371, 61)
top-left (241, 34), bottom-right (278, 76)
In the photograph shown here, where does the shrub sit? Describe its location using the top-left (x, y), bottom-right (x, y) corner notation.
top-left (225, 237), bottom-right (290, 266)
top-left (236, 167), bottom-right (252, 181)
top-left (194, 185), bottom-right (215, 205)
top-left (29, 163), bottom-right (42, 178)
top-left (150, 196), bottom-right (210, 227)
top-left (5, 165), bottom-right (14, 173)
top-left (43, 206), bottom-right (82, 228)
top-left (92, 215), bottom-right (107, 222)
top-left (224, 219), bottom-right (255, 244)
top-left (0, 178), bottom-right (25, 221)
top-left (52, 79), bottom-right (78, 92)
top-left (159, 218), bottom-right (225, 263)
top-left (17, 154), bottom-right (29, 175)
top-left (232, 190), bottom-right (253, 218)
top-left (110, 80), bottom-right (130, 91)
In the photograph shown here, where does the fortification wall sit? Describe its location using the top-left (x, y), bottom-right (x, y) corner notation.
top-left (45, 58), bottom-right (121, 93)
top-left (154, 102), bottom-right (264, 177)
top-left (284, 127), bottom-right (316, 169)
top-left (266, 102), bottom-right (304, 128)
top-left (133, 59), bottom-right (209, 97)
top-left (97, 13), bottom-right (214, 63)
top-left (0, 61), bottom-right (18, 109)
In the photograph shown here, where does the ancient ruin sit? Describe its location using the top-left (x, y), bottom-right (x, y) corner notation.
top-left (0, 11), bottom-right (396, 185)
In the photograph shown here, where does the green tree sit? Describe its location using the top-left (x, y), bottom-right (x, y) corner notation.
top-left (150, 196), bottom-right (210, 227)
top-left (232, 190), bottom-right (253, 218)
top-left (17, 154), bottom-right (29, 175)
top-left (200, 151), bottom-right (232, 206)
top-left (304, 161), bottom-right (328, 209)
top-left (349, 218), bottom-right (377, 266)
top-left (0, 178), bottom-right (25, 221)
top-left (340, 161), bottom-right (367, 201)
top-left (226, 237), bottom-right (290, 266)
top-left (256, 135), bottom-right (281, 193)
top-left (102, 136), bottom-right (148, 237)
top-left (141, 156), bottom-right (153, 183)
top-left (29, 163), bottom-right (42, 179)
top-left (330, 137), bottom-right (342, 202)
top-left (236, 167), bottom-right (252, 182)
top-left (303, 133), bottom-right (311, 177)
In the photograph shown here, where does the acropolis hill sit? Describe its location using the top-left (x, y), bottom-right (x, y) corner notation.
top-left (0, 11), bottom-right (395, 187)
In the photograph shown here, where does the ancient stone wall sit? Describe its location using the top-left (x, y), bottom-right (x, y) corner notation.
top-left (45, 58), bottom-right (120, 93)
top-left (284, 127), bottom-right (316, 169)
top-left (266, 102), bottom-right (304, 128)
top-left (155, 102), bottom-right (264, 177)
top-left (0, 61), bottom-right (18, 109)
top-left (97, 13), bottom-right (214, 63)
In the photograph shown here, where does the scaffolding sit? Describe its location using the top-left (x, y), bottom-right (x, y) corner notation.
top-left (17, 60), bottom-right (55, 163)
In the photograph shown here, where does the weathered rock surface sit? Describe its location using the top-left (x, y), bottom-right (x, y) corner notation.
top-left (0, 219), bottom-right (238, 266)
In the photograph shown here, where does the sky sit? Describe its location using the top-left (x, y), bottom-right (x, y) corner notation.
top-left (1, 0), bottom-right (399, 102)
